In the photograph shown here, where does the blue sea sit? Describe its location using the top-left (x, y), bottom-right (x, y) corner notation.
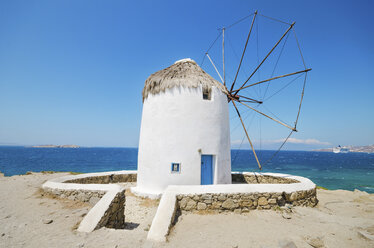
top-left (0, 146), bottom-right (373, 193)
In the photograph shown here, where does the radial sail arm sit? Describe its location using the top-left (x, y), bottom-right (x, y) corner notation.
top-left (234, 22), bottom-right (295, 95)
top-left (231, 68), bottom-right (311, 93)
top-left (236, 100), bottom-right (296, 131)
top-left (232, 100), bottom-right (262, 170)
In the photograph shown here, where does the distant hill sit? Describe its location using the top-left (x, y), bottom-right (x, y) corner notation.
top-left (314, 145), bottom-right (374, 153)
top-left (31, 144), bottom-right (80, 148)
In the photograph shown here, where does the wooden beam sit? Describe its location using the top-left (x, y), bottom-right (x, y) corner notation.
top-left (232, 100), bottom-right (262, 170)
top-left (234, 22), bottom-right (295, 96)
top-left (230, 10), bottom-right (257, 92)
top-left (236, 100), bottom-right (297, 131)
top-left (222, 27), bottom-right (226, 86)
top-left (231, 68), bottom-right (311, 93)
top-left (206, 53), bottom-right (224, 83)
top-left (236, 94), bottom-right (263, 104)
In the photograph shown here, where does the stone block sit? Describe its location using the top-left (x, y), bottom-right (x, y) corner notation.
top-left (222, 199), bottom-right (239, 210)
top-left (258, 197), bottom-right (268, 206)
top-left (185, 199), bottom-right (197, 210)
top-left (218, 194), bottom-right (226, 201)
top-left (197, 202), bottom-right (207, 210)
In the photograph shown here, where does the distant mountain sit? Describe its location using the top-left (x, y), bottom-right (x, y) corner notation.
top-left (314, 144), bottom-right (374, 153)
top-left (31, 144), bottom-right (80, 148)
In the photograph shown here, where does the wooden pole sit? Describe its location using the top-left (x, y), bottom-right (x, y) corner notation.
top-left (234, 22), bottom-right (295, 96)
top-left (206, 53), bottom-right (224, 83)
top-left (236, 100), bottom-right (296, 131)
top-left (236, 94), bottom-right (263, 104)
top-left (222, 27), bottom-right (226, 86)
top-left (232, 100), bottom-right (262, 170)
top-left (230, 10), bottom-right (257, 92)
top-left (231, 68), bottom-right (311, 93)
top-left (294, 72), bottom-right (308, 128)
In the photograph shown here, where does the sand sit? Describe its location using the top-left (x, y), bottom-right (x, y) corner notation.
top-left (1, 173), bottom-right (373, 248)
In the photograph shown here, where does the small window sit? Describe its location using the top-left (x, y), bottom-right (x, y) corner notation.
top-left (171, 163), bottom-right (181, 173)
top-left (202, 88), bottom-right (211, 100)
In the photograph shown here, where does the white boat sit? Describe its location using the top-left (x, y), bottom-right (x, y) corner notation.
top-left (333, 145), bottom-right (349, 153)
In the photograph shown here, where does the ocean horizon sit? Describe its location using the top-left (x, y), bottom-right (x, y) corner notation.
top-left (0, 146), bottom-right (373, 193)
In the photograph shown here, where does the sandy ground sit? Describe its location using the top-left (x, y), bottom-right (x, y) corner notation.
top-left (1, 173), bottom-right (374, 248)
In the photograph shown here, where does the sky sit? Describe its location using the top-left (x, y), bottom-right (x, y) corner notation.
top-left (0, 0), bottom-right (373, 150)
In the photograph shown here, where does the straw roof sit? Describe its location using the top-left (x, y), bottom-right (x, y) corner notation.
top-left (142, 58), bottom-right (227, 101)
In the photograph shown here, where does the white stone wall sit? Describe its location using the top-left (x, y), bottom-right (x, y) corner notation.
top-left (135, 85), bottom-right (231, 196)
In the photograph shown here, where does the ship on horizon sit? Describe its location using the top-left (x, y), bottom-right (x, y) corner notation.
top-left (333, 145), bottom-right (349, 154)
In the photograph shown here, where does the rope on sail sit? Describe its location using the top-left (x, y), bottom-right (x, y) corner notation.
top-left (263, 130), bottom-right (294, 166)
top-left (201, 32), bottom-right (222, 66)
top-left (258, 14), bottom-right (291, 26)
top-left (262, 31), bottom-right (290, 100)
top-left (226, 13), bottom-right (255, 29)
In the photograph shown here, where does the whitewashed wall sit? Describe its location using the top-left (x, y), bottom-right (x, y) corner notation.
top-left (134, 85), bottom-right (231, 196)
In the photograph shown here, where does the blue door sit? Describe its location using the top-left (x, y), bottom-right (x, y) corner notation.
top-left (201, 155), bottom-right (213, 185)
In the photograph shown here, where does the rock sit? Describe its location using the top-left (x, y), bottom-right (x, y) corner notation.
top-left (179, 197), bottom-right (189, 209)
top-left (77, 192), bottom-right (89, 202)
top-left (282, 213), bottom-right (292, 219)
top-left (358, 230), bottom-right (374, 241)
top-left (185, 199), bottom-right (197, 210)
top-left (1, 233), bottom-right (5, 237)
top-left (202, 194), bottom-right (212, 200)
top-left (218, 194), bottom-right (227, 201)
top-left (258, 197), bottom-right (268, 206)
top-left (234, 209), bottom-right (241, 214)
top-left (42, 219), bottom-right (53, 224)
top-left (305, 236), bottom-right (324, 248)
top-left (289, 192), bottom-right (298, 201)
top-left (268, 198), bottom-right (277, 204)
top-left (240, 200), bottom-right (253, 207)
top-left (212, 201), bottom-right (222, 209)
top-left (197, 202), bottom-right (207, 210)
top-left (278, 239), bottom-right (297, 248)
top-left (222, 199), bottom-right (238, 210)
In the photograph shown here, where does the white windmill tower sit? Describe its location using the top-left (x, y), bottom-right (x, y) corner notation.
top-left (132, 58), bottom-right (232, 197)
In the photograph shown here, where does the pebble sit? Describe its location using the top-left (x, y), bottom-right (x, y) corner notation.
top-left (305, 236), bottom-right (324, 248)
top-left (42, 219), bottom-right (53, 224)
top-left (282, 212), bottom-right (292, 219)
top-left (278, 239), bottom-right (297, 248)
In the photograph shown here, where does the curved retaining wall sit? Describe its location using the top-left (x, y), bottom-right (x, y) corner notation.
top-left (42, 170), bottom-right (318, 242)
top-left (42, 170), bottom-right (137, 232)
top-left (147, 172), bottom-right (318, 242)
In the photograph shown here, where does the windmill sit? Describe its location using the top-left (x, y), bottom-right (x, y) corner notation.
top-left (134, 11), bottom-right (311, 197)
top-left (201, 10), bottom-right (312, 170)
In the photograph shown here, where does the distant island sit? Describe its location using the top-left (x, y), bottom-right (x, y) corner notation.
top-left (314, 144), bottom-right (374, 153)
top-left (31, 144), bottom-right (80, 148)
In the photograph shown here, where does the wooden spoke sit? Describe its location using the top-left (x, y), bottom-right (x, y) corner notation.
top-left (230, 11), bottom-right (258, 92)
top-left (234, 22), bottom-right (295, 96)
top-left (236, 100), bottom-right (296, 131)
top-left (231, 68), bottom-right (311, 93)
top-left (206, 53), bottom-right (224, 83)
top-left (236, 94), bottom-right (263, 104)
top-left (232, 100), bottom-right (262, 170)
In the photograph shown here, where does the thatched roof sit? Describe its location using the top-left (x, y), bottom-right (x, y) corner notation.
top-left (142, 58), bottom-right (227, 101)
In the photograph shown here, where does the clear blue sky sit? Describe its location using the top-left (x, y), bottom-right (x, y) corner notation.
top-left (0, 0), bottom-right (373, 150)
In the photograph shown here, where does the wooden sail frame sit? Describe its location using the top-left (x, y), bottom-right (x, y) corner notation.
top-left (202, 11), bottom-right (311, 170)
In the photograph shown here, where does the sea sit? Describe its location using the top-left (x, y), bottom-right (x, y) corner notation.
top-left (0, 146), bottom-right (373, 193)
